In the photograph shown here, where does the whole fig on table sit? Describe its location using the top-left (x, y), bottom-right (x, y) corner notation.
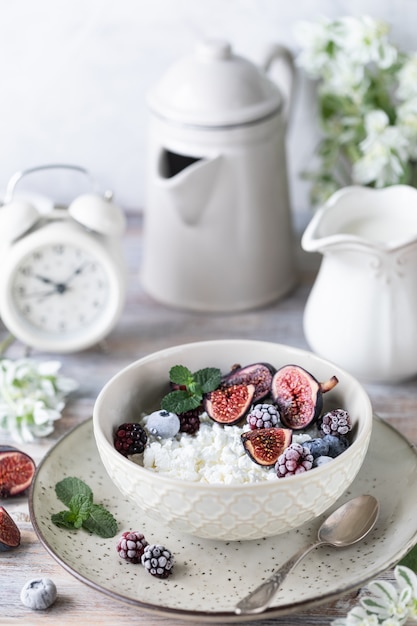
top-left (271, 365), bottom-right (338, 430)
top-left (0, 446), bottom-right (36, 498)
top-left (222, 363), bottom-right (275, 402)
top-left (0, 505), bottom-right (21, 550)
top-left (241, 428), bottom-right (292, 466)
top-left (204, 384), bottom-right (255, 425)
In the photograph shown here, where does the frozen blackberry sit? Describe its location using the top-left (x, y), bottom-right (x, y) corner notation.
top-left (141, 544), bottom-right (174, 579)
top-left (116, 531), bottom-right (148, 564)
top-left (275, 442), bottom-right (314, 478)
top-left (114, 423), bottom-right (148, 456)
top-left (319, 409), bottom-right (352, 437)
top-left (247, 403), bottom-right (280, 430)
top-left (178, 408), bottom-right (201, 435)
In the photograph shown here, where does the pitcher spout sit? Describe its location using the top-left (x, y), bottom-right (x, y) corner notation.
top-left (302, 185), bottom-right (417, 255)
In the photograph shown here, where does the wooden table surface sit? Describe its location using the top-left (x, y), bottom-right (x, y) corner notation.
top-left (1, 212), bottom-right (417, 626)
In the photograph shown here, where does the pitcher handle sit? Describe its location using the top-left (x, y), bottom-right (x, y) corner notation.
top-left (262, 44), bottom-right (295, 127)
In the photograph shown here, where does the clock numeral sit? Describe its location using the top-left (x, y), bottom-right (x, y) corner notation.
top-left (19, 266), bottom-right (32, 277)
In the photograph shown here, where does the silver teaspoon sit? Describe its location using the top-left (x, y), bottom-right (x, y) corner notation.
top-left (235, 494), bottom-right (379, 615)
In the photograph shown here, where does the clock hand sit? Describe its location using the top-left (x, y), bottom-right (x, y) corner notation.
top-left (34, 274), bottom-right (61, 287)
top-left (18, 288), bottom-right (59, 300)
top-left (63, 262), bottom-right (90, 285)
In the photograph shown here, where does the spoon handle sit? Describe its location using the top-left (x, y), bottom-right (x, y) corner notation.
top-left (235, 540), bottom-right (320, 615)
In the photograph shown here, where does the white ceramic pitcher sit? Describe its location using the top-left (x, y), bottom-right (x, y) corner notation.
top-left (141, 39), bottom-right (297, 312)
top-left (302, 185), bottom-right (417, 382)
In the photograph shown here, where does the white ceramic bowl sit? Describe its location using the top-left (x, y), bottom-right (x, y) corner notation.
top-left (93, 339), bottom-right (373, 541)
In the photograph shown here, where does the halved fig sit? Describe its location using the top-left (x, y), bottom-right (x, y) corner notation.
top-left (271, 365), bottom-right (338, 430)
top-left (204, 384), bottom-right (255, 425)
top-left (0, 505), bottom-right (21, 550)
top-left (241, 428), bottom-right (292, 466)
top-left (0, 446), bottom-right (36, 498)
top-left (222, 363), bottom-right (276, 402)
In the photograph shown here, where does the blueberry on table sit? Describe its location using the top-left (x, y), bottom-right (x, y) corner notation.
top-left (20, 578), bottom-right (57, 610)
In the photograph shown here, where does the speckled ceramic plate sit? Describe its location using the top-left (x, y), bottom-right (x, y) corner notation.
top-left (29, 416), bottom-right (417, 623)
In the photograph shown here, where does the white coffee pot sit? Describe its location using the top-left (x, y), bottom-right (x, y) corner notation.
top-left (141, 39), bottom-right (297, 311)
top-left (302, 185), bottom-right (417, 382)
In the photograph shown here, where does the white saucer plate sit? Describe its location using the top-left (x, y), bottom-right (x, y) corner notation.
top-left (29, 416), bottom-right (417, 623)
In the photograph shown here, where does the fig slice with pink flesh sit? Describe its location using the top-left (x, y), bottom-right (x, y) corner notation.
top-left (241, 427), bottom-right (292, 466)
top-left (0, 505), bottom-right (21, 550)
top-left (204, 383), bottom-right (255, 425)
top-left (271, 365), bottom-right (338, 430)
top-left (0, 446), bottom-right (36, 498)
top-left (222, 362), bottom-right (276, 402)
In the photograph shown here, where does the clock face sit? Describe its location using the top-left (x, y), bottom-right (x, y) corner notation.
top-left (10, 242), bottom-right (111, 337)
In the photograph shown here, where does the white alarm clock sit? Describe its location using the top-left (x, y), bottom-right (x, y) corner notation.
top-left (0, 164), bottom-right (127, 353)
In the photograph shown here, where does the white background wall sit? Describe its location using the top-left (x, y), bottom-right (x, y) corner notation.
top-left (1, 0), bottom-right (417, 214)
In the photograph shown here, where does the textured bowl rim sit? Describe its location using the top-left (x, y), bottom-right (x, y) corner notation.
top-left (93, 339), bottom-right (373, 492)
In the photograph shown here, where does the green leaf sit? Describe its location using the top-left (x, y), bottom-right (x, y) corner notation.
top-left (68, 494), bottom-right (93, 528)
top-left (193, 367), bottom-right (222, 393)
top-left (399, 544), bottom-right (417, 572)
top-left (169, 365), bottom-right (193, 386)
top-left (161, 389), bottom-right (202, 414)
top-left (51, 477), bottom-right (118, 537)
top-left (82, 504), bottom-right (118, 538)
top-left (51, 510), bottom-right (78, 529)
top-left (55, 477), bottom-right (93, 508)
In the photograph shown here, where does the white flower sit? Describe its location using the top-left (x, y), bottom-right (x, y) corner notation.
top-left (0, 357), bottom-right (78, 443)
top-left (397, 54), bottom-right (417, 100)
top-left (332, 566), bottom-right (417, 626)
top-left (352, 110), bottom-right (410, 187)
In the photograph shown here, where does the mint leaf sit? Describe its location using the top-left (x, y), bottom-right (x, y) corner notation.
top-left (161, 389), bottom-right (202, 414)
top-left (51, 477), bottom-right (118, 537)
top-left (82, 503), bottom-right (118, 538)
top-left (162, 365), bottom-right (221, 414)
top-left (194, 367), bottom-right (222, 393)
top-left (169, 365), bottom-right (193, 386)
top-left (51, 510), bottom-right (78, 529)
top-left (69, 494), bottom-right (93, 528)
top-left (55, 477), bottom-right (93, 507)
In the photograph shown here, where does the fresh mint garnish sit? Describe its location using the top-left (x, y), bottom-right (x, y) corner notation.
top-left (161, 365), bottom-right (221, 414)
top-left (51, 476), bottom-right (118, 538)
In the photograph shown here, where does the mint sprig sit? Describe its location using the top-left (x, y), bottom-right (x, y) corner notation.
top-left (161, 365), bottom-right (221, 414)
top-left (51, 476), bottom-right (118, 538)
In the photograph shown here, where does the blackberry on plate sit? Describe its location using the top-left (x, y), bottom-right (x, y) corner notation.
top-left (275, 442), bottom-right (314, 478)
top-left (178, 408), bottom-right (201, 435)
top-left (114, 423), bottom-right (148, 456)
top-left (247, 403), bottom-right (280, 430)
top-left (141, 544), bottom-right (174, 579)
top-left (319, 409), bottom-right (352, 437)
top-left (116, 531), bottom-right (148, 563)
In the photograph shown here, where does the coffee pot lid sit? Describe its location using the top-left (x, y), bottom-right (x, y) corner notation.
top-left (147, 39), bottom-right (282, 127)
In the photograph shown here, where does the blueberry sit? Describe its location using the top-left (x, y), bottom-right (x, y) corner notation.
top-left (322, 434), bottom-right (349, 458)
top-left (146, 410), bottom-right (180, 439)
top-left (20, 577), bottom-right (57, 610)
top-left (303, 437), bottom-right (330, 459)
top-left (313, 455), bottom-right (333, 467)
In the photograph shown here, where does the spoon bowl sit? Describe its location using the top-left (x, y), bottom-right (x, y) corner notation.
top-left (235, 494), bottom-right (379, 615)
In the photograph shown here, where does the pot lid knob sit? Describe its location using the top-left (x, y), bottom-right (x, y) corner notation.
top-left (196, 39), bottom-right (232, 61)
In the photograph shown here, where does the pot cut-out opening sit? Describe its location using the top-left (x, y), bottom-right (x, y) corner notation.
top-left (159, 149), bottom-right (202, 179)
